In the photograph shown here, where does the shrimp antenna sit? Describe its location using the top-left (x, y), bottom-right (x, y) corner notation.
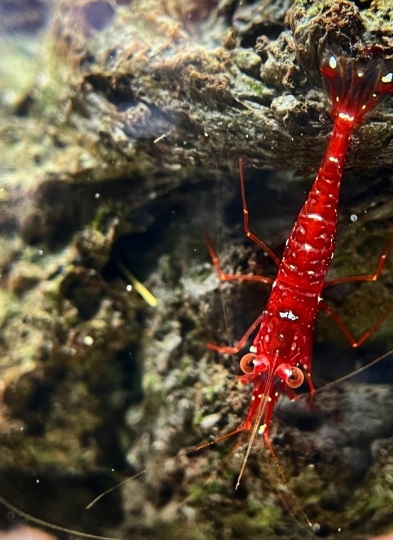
top-left (234, 360), bottom-right (316, 530)
top-left (0, 495), bottom-right (120, 540)
top-left (314, 348), bottom-right (393, 396)
top-left (235, 391), bottom-right (269, 489)
top-left (87, 428), bottom-right (247, 510)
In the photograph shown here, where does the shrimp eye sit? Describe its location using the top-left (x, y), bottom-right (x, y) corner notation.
top-left (240, 353), bottom-right (256, 374)
top-left (286, 367), bottom-right (304, 389)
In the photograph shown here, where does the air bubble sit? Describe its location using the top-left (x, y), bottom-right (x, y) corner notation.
top-left (83, 335), bottom-right (94, 346)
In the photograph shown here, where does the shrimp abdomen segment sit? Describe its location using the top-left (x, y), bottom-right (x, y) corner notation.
top-left (279, 117), bottom-right (355, 292)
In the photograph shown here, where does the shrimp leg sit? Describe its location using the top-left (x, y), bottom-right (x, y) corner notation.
top-left (319, 300), bottom-right (390, 348)
top-left (324, 229), bottom-right (393, 288)
top-left (205, 232), bottom-right (274, 287)
top-left (239, 158), bottom-right (280, 267)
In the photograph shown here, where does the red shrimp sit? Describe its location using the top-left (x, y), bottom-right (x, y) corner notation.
top-left (0, 47), bottom-right (393, 540)
top-left (207, 45), bottom-right (393, 487)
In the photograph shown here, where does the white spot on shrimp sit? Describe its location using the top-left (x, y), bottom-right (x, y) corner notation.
top-left (308, 213), bottom-right (323, 221)
top-left (279, 310), bottom-right (299, 321)
top-left (382, 72), bottom-right (393, 84)
top-left (249, 345), bottom-right (257, 353)
top-left (329, 155), bottom-right (338, 163)
top-left (258, 423), bottom-right (267, 436)
top-left (357, 70), bottom-right (364, 78)
top-left (329, 55), bottom-right (337, 69)
top-left (338, 112), bottom-right (355, 122)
